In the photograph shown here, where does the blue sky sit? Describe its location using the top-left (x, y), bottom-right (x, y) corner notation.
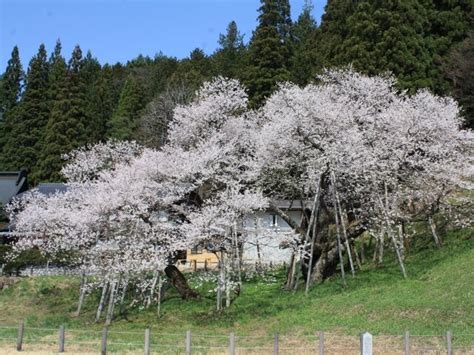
top-left (1, 0), bottom-right (327, 70)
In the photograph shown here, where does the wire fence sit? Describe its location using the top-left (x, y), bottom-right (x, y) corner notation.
top-left (0, 323), bottom-right (473, 354)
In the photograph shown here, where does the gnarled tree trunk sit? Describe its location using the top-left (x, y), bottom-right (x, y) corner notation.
top-left (164, 265), bottom-right (199, 300)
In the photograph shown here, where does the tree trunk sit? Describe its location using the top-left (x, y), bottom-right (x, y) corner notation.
top-left (164, 265), bottom-right (199, 300)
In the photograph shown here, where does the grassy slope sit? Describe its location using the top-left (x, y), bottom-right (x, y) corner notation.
top-left (0, 227), bottom-right (473, 341)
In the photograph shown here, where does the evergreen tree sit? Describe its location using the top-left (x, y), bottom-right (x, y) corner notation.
top-left (169, 48), bottom-right (212, 93)
top-left (1, 44), bottom-right (49, 177)
top-left (0, 46), bottom-right (24, 168)
top-left (443, 32), bottom-right (474, 129)
top-left (245, 0), bottom-right (293, 106)
top-left (107, 74), bottom-right (147, 140)
top-left (0, 46), bottom-right (24, 113)
top-left (290, 0), bottom-right (320, 86)
top-left (81, 50), bottom-right (109, 142)
top-left (318, 0), bottom-right (472, 93)
top-left (35, 45), bottom-right (88, 181)
top-left (213, 21), bottom-right (246, 79)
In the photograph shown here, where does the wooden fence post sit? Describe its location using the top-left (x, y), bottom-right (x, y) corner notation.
top-left (204, 260), bottom-right (208, 271)
top-left (229, 332), bottom-right (235, 355)
top-left (101, 327), bottom-right (108, 355)
top-left (16, 321), bottom-right (24, 351)
top-left (446, 330), bottom-right (452, 355)
top-left (144, 328), bottom-right (150, 355)
top-left (185, 330), bottom-right (191, 355)
top-left (319, 331), bottom-right (324, 355)
top-left (193, 260), bottom-right (197, 272)
top-left (404, 331), bottom-right (410, 355)
top-left (58, 325), bottom-right (65, 353)
top-left (273, 333), bottom-right (279, 355)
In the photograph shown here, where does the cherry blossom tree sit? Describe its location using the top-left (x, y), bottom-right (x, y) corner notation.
top-left (6, 70), bottom-right (473, 319)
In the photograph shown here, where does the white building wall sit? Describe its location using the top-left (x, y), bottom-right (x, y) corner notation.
top-left (241, 211), bottom-right (302, 265)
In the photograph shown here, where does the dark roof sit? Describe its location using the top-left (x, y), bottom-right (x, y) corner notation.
top-left (272, 199), bottom-right (311, 210)
top-left (0, 171), bottom-right (28, 206)
top-left (14, 183), bottom-right (68, 201)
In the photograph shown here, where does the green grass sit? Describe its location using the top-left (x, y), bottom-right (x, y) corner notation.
top-left (0, 227), bottom-right (473, 351)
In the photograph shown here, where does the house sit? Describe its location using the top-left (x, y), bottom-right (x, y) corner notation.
top-left (0, 171), bottom-right (29, 233)
top-left (0, 180), bottom-right (67, 237)
top-left (181, 200), bottom-right (309, 270)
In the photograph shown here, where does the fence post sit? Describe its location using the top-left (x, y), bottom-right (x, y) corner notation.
top-left (185, 330), bottom-right (191, 355)
top-left (193, 260), bottom-right (197, 272)
top-left (404, 331), bottom-right (409, 355)
top-left (229, 332), bottom-right (235, 355)
top-left (204, 260), bottom-right (208, 271)
top-left (16, 321), bottom-right (24, 351)
top-left (446, 330), bottom-right (452, 355)
top-left (58, 325), bottom-right (65, 353)
top-left (101, 327), bottom-right (108, 355)
top-left (319, 331), bottom-right (325, 355)
top-left (360, 332), bottom-right (373, 355)
top-left (273, 333), bottom-right (279, 355)
top-left (144, 328), bottom-right (150, 355)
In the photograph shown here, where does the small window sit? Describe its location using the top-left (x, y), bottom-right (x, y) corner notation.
top-left (190, 245), bottom-right (203, 254)
top-left (272, 214), bottom-right (277, 227)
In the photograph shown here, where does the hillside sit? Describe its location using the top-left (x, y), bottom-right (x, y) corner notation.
top-left (0, 227), bottom-right (473, 353)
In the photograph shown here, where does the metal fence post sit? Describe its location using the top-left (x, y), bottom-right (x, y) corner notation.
top-left (185, 330), bottom-right (191, 355)
top-left (229, 332), bottom-right (235, 355)
top-left (101, 327), bottom-right (108, 355)
top-left (404, 331), bottom-right (409, 355)
top-left (58, 325), bottom-right (65, 353)
top-left (273, 333), bottom-right (279, 355)
top-left (144, 328), bottom-right (150, 355)
top-left (447, 330), bottom-right (452, 355)
top-left (319, 331), bottom-right (325, 355)
top-left (16, 321), bottom-right (24, 351)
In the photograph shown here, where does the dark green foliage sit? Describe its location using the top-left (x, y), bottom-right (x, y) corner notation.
top-left (245, 0), bottom-right (293, 106)
top-left (443, 32), bottom-right (474, 129)
top-left (1, 44), bottom-right (49, 178)
top-left (290, 0), bottom-right (320, 86)
top-left (0, 46), bottom-right (24, 170)
top-left (0, 46), bottom-right (23, 113)
top-left (107, 74), bottom-right (147, 141)
top-left (35, 45), bottom-right (88, 182)
top-left (213, 21), bottom-right (246, 79)
top-left (318, 0), bottom-right (472, 93)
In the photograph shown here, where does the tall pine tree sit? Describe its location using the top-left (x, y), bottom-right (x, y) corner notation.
top-left (290, 0), bottom-right (320, 86)
top-left (245, 0), bottom-right (293, 106)
top-left (107, 74), bottom-right (147, 140)
top-left (0, 46), bottom-right (24, 114)
top-left (0, 46), bottom-right (24, 168)
top-left (36, 45), bottom-right (88, 181)
top-left (213, 21), bottom-right (246, 79)
top-left (2, 44), bottom-right (49, 178)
